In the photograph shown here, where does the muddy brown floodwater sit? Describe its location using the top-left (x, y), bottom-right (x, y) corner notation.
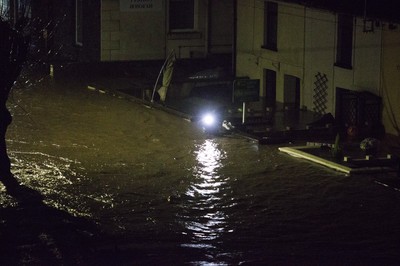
top-left (1, 75), bottom-right (400, 265)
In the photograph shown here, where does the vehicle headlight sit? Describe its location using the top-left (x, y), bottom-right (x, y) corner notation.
top-left (201, 113), bottom-right (216, 127)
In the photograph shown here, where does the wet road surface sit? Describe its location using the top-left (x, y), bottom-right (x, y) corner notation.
top-left (1, 75), bottom-right (400, 265)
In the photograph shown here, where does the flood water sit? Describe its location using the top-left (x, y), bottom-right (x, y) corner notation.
top-left (2, 75), bottom-right (400, 265)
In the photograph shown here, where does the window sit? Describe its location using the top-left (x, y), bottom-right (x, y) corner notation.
top-left (336, 14), bottom-right (353, 69)
top-left (75, 0), bottom-right (83, 46)
top-left (263, 1), bottom-right (277, 51)
top-left (0, 0), bottom-right (31, 25)
top-left (169, 0), bottom-right (196, 31)
top-left (0, 0), bottom-right (10, 19)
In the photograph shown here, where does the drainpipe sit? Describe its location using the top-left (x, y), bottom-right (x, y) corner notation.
top-left (302, 6), bottom-right (306, 110)
top-left (204, 0), bottom-right (210, 57)
top-left (379, 23), bottom-right (383, 97)
top-left (363, 0), bottom-right (367, 20)
top-left (164, 0), bottom-right (168, 59)
top-left (232, 0), bottom-right (237, 77)
top-left (332, 14), bottom-right (337, 116)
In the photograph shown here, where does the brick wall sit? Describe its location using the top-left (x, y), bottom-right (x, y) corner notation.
top-left (101, 0), bottom-right (121, 61)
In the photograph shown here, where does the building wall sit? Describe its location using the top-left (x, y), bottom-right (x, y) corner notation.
top-left (304, 10), bottom-right (382, 114)
top-left (101, 0), bottom-right (165, 61)
top-left (165, 0), bottom-right (207, 59)
top-left (32, 0), bottom-right (101, 62)
top-left (236, 0), bottom-right (258, 81)
top-left (236, 0), bottom-right (305, 108)
top-left (353, 18), bottom-right (382, 94)
top-left (381, 27), bottom-right (400, 136)
top-left (303, 9), bottom-right (335, 111)
top-left (236, 0), bottom-right (383, 116)
top-left (209, 0), bottom-right (233, 54)
top-left (101, 0), bottom-right (233, 61)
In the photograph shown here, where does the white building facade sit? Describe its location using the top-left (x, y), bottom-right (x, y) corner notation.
top-left (101, 0), bottom-right (233, 61)
top-left (236, 0), bottom-right (399, 134)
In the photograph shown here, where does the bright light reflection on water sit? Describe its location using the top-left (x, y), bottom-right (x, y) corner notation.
top-left (180, 139), bottom-right (233, 259)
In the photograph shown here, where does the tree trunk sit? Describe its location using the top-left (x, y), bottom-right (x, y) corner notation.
top-left (0, 20), bottom-right (29, 181)
top-left (0, 107), bottom-right (12, 178)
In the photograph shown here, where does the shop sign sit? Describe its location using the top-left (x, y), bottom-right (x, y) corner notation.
top-left (233, 79), bottom-right (260, 103)
top-left (120, 0), bottom-right (162, 12)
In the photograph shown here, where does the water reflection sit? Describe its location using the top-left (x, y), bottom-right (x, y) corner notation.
top-left (7, 151), bottom-right (95, 217)
top-left (180, 139), bottom-right (233, 261)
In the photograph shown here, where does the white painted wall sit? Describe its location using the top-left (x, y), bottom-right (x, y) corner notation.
top-left (304, 10), bottom-right (382, 114)
top-left (210, 0), bottom-right (234, 54)
top-left (101, 0), bottom-right (165, 61)
top-left (304, 9), bottom-right (335, 113)
top-left (236, 0), bottom-right (384, 115)
top-left (353, 18), bottom-right (382, 94)
top-left (236, 0), bottom-right (305, 107)
top-left (381, 27), bottom-right (400, 136)
top-left (101, 0), bottom-right (232, 61)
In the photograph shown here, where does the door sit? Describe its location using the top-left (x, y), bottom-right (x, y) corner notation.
top-left (283, 74), bottom-right (300, 110)
top-left (264, 69), bottom-right (276, 108)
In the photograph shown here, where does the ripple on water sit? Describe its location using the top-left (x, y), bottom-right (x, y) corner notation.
top-left (178, 139), bottom-right (235, 263)
top-left (7, 150), bottom-right (94, 217)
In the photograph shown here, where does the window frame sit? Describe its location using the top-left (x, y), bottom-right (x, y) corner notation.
top-left (262, 1), bottom-right (278, 51)
top-left (335, 14), bottom-right (353, 69)
top-left (75, 0), bottom-right (83, 46)
top-left (168, 0), bottom-right (198, 33)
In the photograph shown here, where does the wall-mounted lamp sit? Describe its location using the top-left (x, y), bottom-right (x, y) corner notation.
top-left (363, 19), bottom-right (374, 33)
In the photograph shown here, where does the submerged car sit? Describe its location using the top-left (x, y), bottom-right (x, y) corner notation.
top-left (165, 68), bottom-right (240, 134)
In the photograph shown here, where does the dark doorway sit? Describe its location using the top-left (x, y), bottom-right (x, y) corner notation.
top-left (264, 69), bottom-right (276, 108)
top-left (335, 87), bottom-right (383, 138)
top-left (283, 74), bottom-right (300, 110)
